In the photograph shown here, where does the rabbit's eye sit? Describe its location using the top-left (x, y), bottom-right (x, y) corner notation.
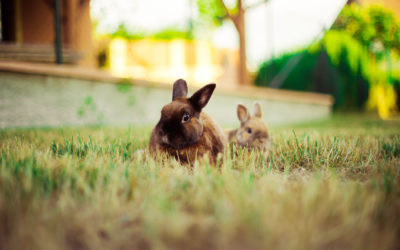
top-left (246, 128), bottom-right (252, 134)
top-left (182, 113), bottom-right (191, 123)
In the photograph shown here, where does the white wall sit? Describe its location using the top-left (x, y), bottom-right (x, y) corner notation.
top-left (0, 72), bottom-right (331, 128)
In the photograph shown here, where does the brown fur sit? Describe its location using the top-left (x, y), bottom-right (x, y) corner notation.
top-left (226, 103), bottom-right (271, 152)
top-left (227, 129), bottom-right (238, 144)
top-left (149, 79), bottom-right (227, 165)
top-left (150, 112), bottom-right (226, 164)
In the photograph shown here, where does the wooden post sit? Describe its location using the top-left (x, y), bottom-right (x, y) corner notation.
top-left (54, 0), bottom-right (62, 64)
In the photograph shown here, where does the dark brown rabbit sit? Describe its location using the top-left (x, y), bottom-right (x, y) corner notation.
top-left (149, 79), bottom-right (227, 165)
top-left (227, 102), bottom-right (271, 152)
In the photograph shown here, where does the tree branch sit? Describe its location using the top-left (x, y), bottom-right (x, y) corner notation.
top-left (244, 0), bottom-right (269, 11)
top-left (218, 0), bottom-right (236, 20)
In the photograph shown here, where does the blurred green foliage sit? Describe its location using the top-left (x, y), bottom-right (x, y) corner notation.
top-left (110, 24), bottom-right (144, 40)
top-left (196, 0), bottom-right (228, 27)
top-left (255, 31), bottom-right (370, 110)
top-left (104, 0), bottom-right (232, 40)
top-left (110, 24), bottom-right (193, 40)
top-left (255, 4), bottom-right (400, 111)
top-left (116, 78), bottom-right (133, 93)
top-left (333, 4), bottom-right (400, 57)
top-left (77, 96), bottom-right (105, 123)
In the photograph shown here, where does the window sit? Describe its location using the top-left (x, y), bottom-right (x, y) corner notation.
top-left (0, 0), bottom-right (16, 43)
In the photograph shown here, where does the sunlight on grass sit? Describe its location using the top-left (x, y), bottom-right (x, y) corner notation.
top-left (0, 116), bottom-right (399, 250)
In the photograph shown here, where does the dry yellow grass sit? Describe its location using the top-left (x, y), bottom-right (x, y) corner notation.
top-left (0, 114), bottom-right (399, 250)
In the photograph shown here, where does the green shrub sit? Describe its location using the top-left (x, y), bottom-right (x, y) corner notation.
top-left (255, 31), bottom-right (370, 110)
top-left (333, 4), bottom-right (400, 56)
top-left (255, 4), bottom-right (400, 112)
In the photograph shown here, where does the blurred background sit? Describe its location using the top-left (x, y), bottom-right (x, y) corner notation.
top-left (0, 0), bottom-right (399, 128)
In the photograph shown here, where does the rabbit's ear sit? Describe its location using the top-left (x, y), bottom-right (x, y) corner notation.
top-left (189, 83), bottom-right (216, 111)
top-left (172, 79), bottom-right (188, 100)
top-left (237, 104), bottom-right (250, 123)
top-left (253, 102), bottom-right (262, 118)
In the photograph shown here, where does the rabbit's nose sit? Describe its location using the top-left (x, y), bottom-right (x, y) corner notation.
top-left (158, 129), bottom-right (169, 144)
top-left (161, 135), bottom-right (169, 144)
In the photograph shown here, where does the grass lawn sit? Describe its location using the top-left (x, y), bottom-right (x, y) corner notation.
top-left (0, 114), bottom-right (399, 250)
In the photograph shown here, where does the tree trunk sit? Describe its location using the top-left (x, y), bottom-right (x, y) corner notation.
top-left (232, 0), bottom-right (249, 85)
top-left (236, 13), bottom-right (249, 85)
top-left (220, 0), bottom-right (250, 85)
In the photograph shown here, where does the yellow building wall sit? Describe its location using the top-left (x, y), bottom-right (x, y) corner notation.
top-left (109, 39), bottom-right (239, 87)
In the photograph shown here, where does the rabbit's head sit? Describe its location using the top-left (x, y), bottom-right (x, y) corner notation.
top-left (154, 79), bottom-right (216, 149)
top-left (235, 103), bottom-right (270, 149)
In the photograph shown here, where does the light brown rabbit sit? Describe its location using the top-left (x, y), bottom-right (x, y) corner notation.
top-left (227, 102), bottom-right (271, 152)
top-left (149, 79), bottom-right (227, 165)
